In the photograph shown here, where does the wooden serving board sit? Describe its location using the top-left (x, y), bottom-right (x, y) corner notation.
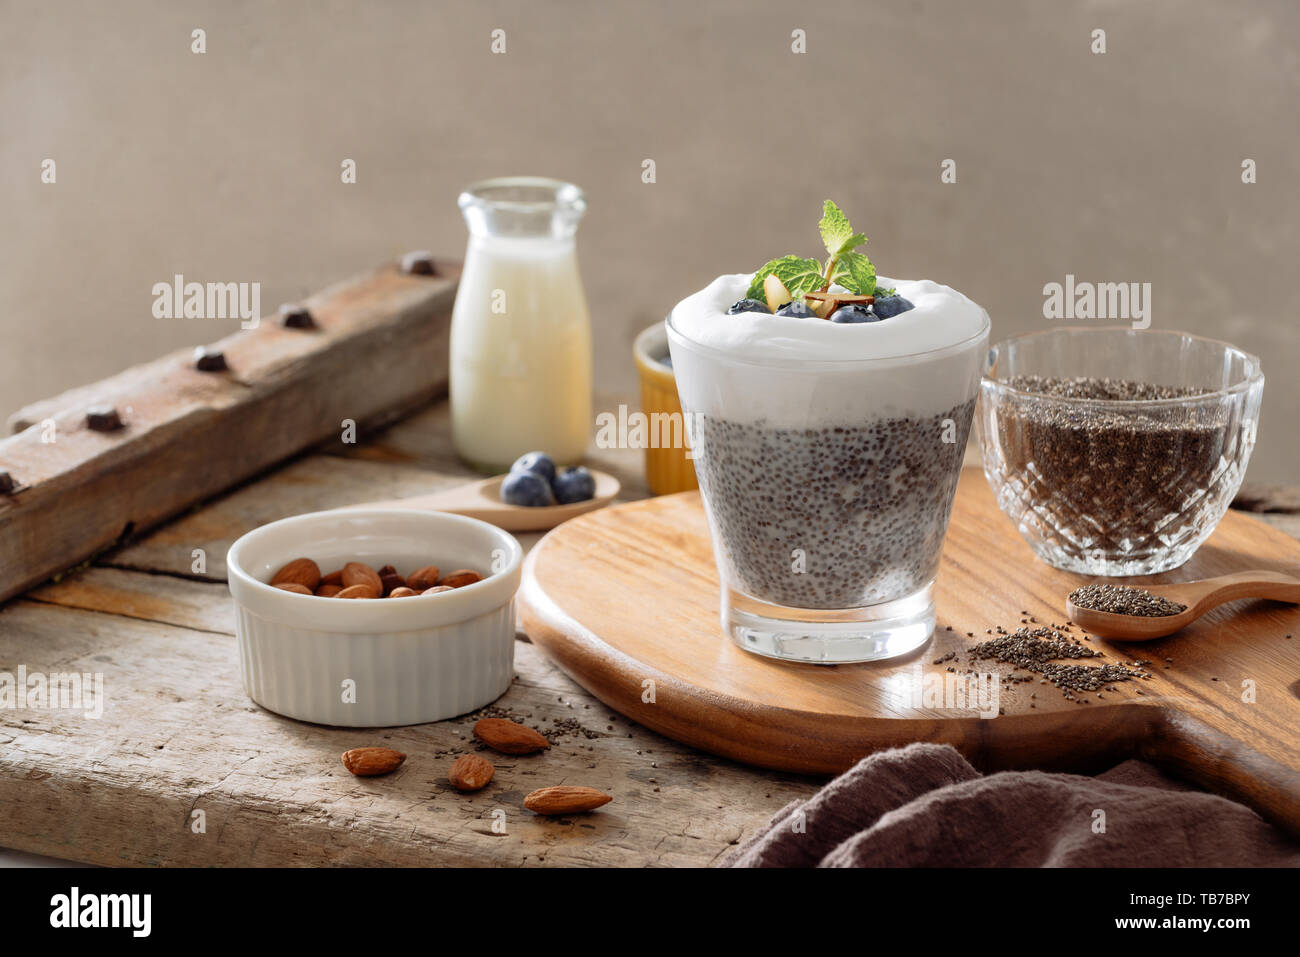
top-left (518, 469), bottom-right (1300, 836)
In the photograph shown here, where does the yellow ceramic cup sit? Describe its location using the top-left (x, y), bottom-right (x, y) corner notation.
top-left (633, 321), bottom-right (698, 496)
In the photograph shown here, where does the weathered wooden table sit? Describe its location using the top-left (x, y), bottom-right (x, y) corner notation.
top-left (0, 398), bottom-right (825, 867)
top-left (1, 397), bottom-right (1296, 867)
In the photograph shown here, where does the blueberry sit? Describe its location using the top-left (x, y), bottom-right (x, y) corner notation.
top-left (728, 298), bottom-right (770, 315)
top-left (553, 466), bottom-right (596, 504)
top-left (871, 294), bottom-right (915, 319)
top-left (500, 470), bottom-right (556, 507)
top-left (829, 303), bottom-right (880, 324)
top-left (774, 299), bottom-right (815, 318)
top-left (510, 450), bottom-right (556, 484)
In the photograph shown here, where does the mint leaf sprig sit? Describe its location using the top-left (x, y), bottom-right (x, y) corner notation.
top-left (746, 201), bottom-right (878, 301)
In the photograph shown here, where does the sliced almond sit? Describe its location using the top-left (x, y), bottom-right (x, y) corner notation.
top-left (448, 754), bottom-right (495, 792)
top-left (341, 747), bottom-right (406, 777)
top-left (763, 273), bottom-right (793, 313)
top-left (271, 557), bottom-right (321, 591)
top-left (473, 717), bottom-right (550, 755)
top-left (524, 785), bottom-right (612, 815)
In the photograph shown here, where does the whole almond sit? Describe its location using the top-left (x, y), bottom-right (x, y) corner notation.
top-left (274, 582), bottom-right (312, 595)
top-left (524, 786), bottom-right (612, 815)
top-left (388, 586), bottom-right (419, 598)
top-left (342, 561), bottom-right (382, 594)
top-left (271, 557), bottom-right (321, 591)
top-left (321, 569), bottom-right (345, 587)
top-left (422, 585), bottom-right (454, 595)
top-left (473, 717), bottom-right (550, 755)
top-left (439, 569), bottom-right (483, 589)
top-left (315, 583), bottom-right (343, 597)
top-left (406, 565), bottom-right (441, 591)
top-left (337, 583), bottom-right (379, 599)
top-left (341, 747), bottom-right (406, 777)
top-left (448, 754), bottom-right (495, 792)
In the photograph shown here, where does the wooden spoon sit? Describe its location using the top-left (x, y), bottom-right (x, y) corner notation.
top-left (348, 469), bottom-right (621, 533)
top-left (1065, 570), bottom-right (1300, 641)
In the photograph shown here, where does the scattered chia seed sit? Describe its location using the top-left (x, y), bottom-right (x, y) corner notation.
top-left (1068, 583), bottom-right (1187, 617)
top-left (966, 625), bottom-right (1151, 696)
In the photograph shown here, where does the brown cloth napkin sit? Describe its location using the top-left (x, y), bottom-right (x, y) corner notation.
top-left (725, 743), bottom-right (1300, 867)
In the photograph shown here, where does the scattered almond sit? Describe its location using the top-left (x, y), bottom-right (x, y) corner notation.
top-left (388, 586), bottom-right (419, 598)
top-left (473, 717), bottom-right (550, 755)
top-left (523, 785), bottom-right (612, 815)
top-left (273, 582), bottom-right (312, 595)
top-left (342, 561), bottom-right (383, 594)
top-left (422, 585), bottom-right (454, 595)
top-left (337, 583), bottom-right (379, 599)
top-left (315, 583), bottom-right (343, 597)
top-left (341, 747), bottom-right (406, 777)
top-left (271, 557), bottom-right (321, 591)
top-left (439, 569), bottom-right (483, 589)
top-left (406, 565), bottom-right (441, 591)
top-left (448, 754), bottom-right (495, 792)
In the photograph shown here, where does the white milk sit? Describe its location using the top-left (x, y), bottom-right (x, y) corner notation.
top-left (450, 235), bottom-right (592, 470)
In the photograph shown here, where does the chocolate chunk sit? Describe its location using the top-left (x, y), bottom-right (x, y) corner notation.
top-left (193, 345), bottom-right (228, 372)
top-left (399, 250), bottom-right (436, 275)
top-left (278, 303), bottom-right (316, 329)
top-left (0, 470), bottom-right (17, 494)
top-left (86, 405), bottom-right (123, 432)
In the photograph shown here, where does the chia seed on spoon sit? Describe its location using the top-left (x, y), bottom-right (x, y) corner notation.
top-left (1069, 583), bottom-right (1187, 618)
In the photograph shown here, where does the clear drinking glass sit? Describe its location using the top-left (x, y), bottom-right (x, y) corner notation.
top-left (450, 177), bottom-right (592, 472)
top-left (666, 313), bottom-right (988, 664)
top-left (977, 328), bottom-right (1265, 576)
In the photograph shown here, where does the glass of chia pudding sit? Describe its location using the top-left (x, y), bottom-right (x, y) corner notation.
top-left (665, 203), bottom-right (989, 663)
top-left (978, 328), bottom-right (1264, 576)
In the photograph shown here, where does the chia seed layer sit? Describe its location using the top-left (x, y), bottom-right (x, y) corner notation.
top-left (693, 399), bottom-right (975, 608)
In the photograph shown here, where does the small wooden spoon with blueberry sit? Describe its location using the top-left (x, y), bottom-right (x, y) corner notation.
top-left (351, 452), bottom-right (620, 533)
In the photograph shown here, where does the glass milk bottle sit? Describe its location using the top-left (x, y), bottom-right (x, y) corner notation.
top-left (450, 177), bottom-right (593, 472)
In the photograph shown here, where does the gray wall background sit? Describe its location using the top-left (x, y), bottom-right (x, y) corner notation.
top-left (2, 0), bottom-right (1296, 481)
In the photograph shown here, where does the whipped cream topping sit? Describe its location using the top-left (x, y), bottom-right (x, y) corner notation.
top-left (668, 273), bottom-right (989, 362)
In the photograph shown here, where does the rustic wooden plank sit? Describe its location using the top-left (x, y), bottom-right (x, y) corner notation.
top-left (0, 593), bottom-right (815, 867)
top-left (0, 261), bottom-right (460, 605)
top-left (104, 455), bottom-right (480, 580)
top-left (27, 566), bottom-right (235, 635)
top-left (97, 403), bottom-right (649, 580)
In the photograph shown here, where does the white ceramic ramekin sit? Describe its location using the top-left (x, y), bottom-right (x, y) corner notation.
top-left (226, 508), bottom-right (523, 727)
